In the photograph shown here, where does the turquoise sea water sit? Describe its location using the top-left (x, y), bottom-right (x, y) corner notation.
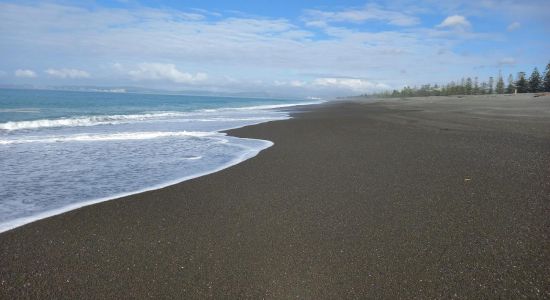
top-left (0, 89), bottom-right (321, 232)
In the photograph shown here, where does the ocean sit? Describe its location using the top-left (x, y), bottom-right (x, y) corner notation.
top-left (0, 89), bottom-right (322, 232)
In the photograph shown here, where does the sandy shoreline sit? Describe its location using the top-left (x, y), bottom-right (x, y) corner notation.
top-left (1, 94), bottom-right (549, 298)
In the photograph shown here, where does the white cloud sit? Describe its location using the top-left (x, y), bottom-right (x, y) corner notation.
top-left (498, 57), bottom-right (516, 65)
top-left (313, 78), bottom-right (389, 93)
top-left (290, 80), bottom-right (307, 87)
top-left (434, 1), bottom-right (550, 26)
top-left (45, 68), bottom-right (90, 78)
top-left (437, 15), bottom-right (471, 29)
top-left (507, 21), bottom-right (520, 31)
top-left (112, 62), bottom-right (124, 71)
top-left (0, 2), bottom-right (540, 97)
top-left (275, 80), bottom-right (308, 87)
top-left (128, 63), bottom-right (207, 84)
top-left (0, 3), bottom-right (490, 78)
top-left (14, 69), bottom-right (37, 78)
top-left (272, 77), bottom-right (390, 95)
top-left (304, 20), bottom-right (327, 28)
top-left (304, 4), bottom-right (420, 27)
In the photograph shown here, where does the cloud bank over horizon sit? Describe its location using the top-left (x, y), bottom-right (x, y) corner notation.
top-left (0, 0), bottom-right (548, 97)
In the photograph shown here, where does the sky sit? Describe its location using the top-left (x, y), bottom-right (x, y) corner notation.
top-left (0, 0), bottom-right (549, 97)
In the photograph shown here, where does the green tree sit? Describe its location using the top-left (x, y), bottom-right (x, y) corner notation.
top-left (473, 77), bottom-right (480, 94)
top-left (488, 77), bottom-right (494, 94)
top-left (370, 62), bottom-right (550, 98)
top-left (481, 82), bottom-right (488, 94)
top-left (465, 77), bottom-right (473, 94)
top-left (515, 72), bottom-right (528, 93)
top-left (433, 84), bottom-right (441, 96)
top-left (496, 73), bottom-right (505, 94)
top-left (459, 78), bottom-right (465, 95)
top-left (506, 74), bottom-right (515, 94)
top-left (544, 62), bottom-right (550, 92)
top-left (528, 67), bottom-right (543, 92)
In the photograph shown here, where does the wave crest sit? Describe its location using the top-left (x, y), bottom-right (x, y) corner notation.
top-left (0, 112), bottom-right (190, 131)
top-left (0, 131), bottom-right (218, 144)
top-left (0, 100), bottom-right (324, 131)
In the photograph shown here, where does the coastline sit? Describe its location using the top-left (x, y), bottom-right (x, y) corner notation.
top-left (1, 95), bottom-right (549, 298)
top-left (0, 100), bottom-right (324, 233)
top-left (0, 137), bottom-right (273, 234)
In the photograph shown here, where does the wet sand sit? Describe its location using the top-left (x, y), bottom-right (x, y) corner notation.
top-left (1, 94), bottom-right (549, 298)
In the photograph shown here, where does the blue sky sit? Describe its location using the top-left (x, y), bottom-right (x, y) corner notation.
top-left (0, 0), bottom-right (549, 97)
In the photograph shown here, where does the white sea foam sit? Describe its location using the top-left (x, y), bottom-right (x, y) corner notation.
top-left (231, 100), bottom-right (325, 110)
top-left (0, 100), bottom-right (323, 131)
top-left (0, 108), bottom-right (41, 113)
top-left (0, 139), bottom-right (273, 233)
top-left (0, 131), bottom-right (217, 144)
top-left (0, 112), bottom-right (188, 131)
top-left (198, 100), bottom-right (325, 112)
top-left (0, 98), bottom-right (324, 233)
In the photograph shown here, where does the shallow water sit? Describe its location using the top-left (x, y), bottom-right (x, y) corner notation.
top-left (0, 89), bottom-right (321, 232)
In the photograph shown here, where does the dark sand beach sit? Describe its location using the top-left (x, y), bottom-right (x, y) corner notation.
top-left (1, 94), bottom-right (549, 298)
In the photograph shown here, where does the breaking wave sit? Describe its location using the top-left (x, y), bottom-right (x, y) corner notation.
top-left (0, 131), bottom-right (218, 144)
